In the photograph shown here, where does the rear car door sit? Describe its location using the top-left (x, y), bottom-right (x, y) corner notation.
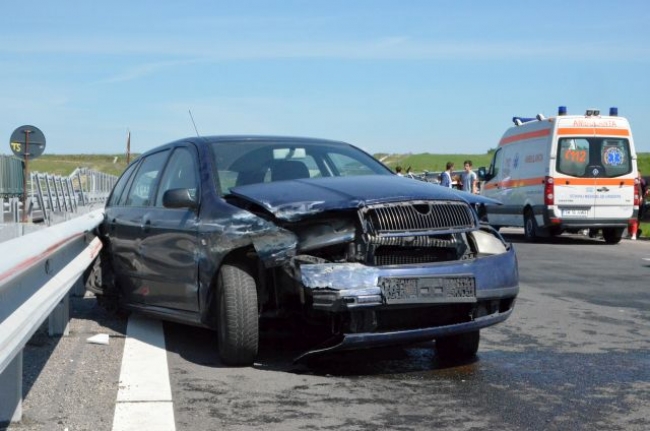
top-left (107, 149), bottom-right (170, 305)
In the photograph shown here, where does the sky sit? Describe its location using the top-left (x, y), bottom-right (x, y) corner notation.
top-left (1, 0), bottom-right (650, 157)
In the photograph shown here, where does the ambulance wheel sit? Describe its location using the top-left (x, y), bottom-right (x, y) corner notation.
top-left (524, 210), bottom-right (538, 242)
top-left (602, 228), bottom-right (624, 244)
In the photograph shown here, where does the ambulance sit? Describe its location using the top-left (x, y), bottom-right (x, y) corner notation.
top-left (479, 106), bottom-right (639, 244)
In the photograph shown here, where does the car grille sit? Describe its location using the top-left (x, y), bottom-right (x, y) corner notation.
top-left (360, 201), bottom-right (476, 266)
top-left (362, 200), bottom-right (475, 234)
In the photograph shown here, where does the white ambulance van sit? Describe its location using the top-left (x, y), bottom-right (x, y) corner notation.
top-left (479, 106), bottom-right (639, 244)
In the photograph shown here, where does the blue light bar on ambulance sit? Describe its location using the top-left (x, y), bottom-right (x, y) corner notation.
top-left (558, 106), bottom-right (567, 116)
top-left (610, 107), bottom-right (618, 116)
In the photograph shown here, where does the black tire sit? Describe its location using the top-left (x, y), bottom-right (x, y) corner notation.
top-left (602, 227), bottom-right (624, 244)
top-left (524, 210), bottom-right (538, 242)
top-left (217, 264), bottom-right (259, 366)
top-left (436, 331), bottom-right (480, 361)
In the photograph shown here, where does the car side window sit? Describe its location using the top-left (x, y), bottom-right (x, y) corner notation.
top-left (124, 150), bottom-right (169, 207)
top-left (155, 147), bottom-right (199, 207)
top-left (107, 162), bottom-right (139, 207)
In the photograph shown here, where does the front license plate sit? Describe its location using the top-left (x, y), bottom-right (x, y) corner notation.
top-left (378, 276), bottom-right (476, 304)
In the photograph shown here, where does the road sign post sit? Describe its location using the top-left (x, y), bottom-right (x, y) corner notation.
top-left (9, 125), bottom-right (46, 223)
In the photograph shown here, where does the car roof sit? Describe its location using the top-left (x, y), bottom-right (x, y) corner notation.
top-left (138, 135), bottom-right (355, 157)
top-left (187, 135), bottom-right (351, 146)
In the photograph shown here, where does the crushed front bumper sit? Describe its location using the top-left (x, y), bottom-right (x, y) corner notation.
top-left (294, 246), bottom-right (518, 362)
top-left (299, 246), bottom-right (518, 312)
top-left (294, 307), bottom-right (513, 362)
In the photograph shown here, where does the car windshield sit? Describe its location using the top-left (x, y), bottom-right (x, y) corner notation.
top-left (210, 139), bottom-right (392, 194)
top-left (556, 137), bottom-right (632, 178)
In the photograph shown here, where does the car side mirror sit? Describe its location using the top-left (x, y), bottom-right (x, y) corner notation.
top-left (162, 188), bottom-right (198, 209)
top-left (477, 166), bottom-right (489, 181)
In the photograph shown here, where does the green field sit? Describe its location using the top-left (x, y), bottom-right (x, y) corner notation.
top-left (380, 152), bottom-right (650, 175)
top-left (28, 154), bottom-right (135, 177)
top-left (24, 151), bottom-right (650, 178)
top-left (17, 152), bottom-right (650, 238)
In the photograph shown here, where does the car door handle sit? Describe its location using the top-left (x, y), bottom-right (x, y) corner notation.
top-left (141, 217), bottom-right (151, 232)
top-left (597, 187), bottom-right (609, 192)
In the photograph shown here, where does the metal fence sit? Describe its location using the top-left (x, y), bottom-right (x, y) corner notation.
top-left (0, 165), bottom-right (117, 226)
top-left (0, 155), bottom-right (23, 197)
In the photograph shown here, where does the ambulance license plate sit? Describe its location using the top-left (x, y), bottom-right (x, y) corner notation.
top-left (563, 208), bottom-right (589, 217)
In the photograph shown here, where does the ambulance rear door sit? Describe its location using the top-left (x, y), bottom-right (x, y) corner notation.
top-left (593, 138), bottom-right (635, 220)
top-left (554, 137), bottom-right (634, 222)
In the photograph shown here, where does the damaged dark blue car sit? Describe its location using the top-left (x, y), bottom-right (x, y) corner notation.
top-left (90, 136), bottom-right (519, 366)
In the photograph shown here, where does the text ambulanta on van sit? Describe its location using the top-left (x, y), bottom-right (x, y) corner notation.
top-left (479, 106), bottom-right (638, 244)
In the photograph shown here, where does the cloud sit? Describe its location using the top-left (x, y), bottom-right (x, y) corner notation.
top-left (96, 58), bottom-right (204, 84)
top-left (4, 34), bottom-right (649, 63)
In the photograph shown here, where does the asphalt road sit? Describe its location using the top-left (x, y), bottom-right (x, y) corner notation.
top-left (5, 230), bottom-right (650, 431)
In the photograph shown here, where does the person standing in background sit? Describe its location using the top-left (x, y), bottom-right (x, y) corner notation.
top-left (440, 162), bottom-right (454, 188)
top-left (461, 160), bottom-right (478, 194)
top-left (638, 169), bottom-right (648, 221)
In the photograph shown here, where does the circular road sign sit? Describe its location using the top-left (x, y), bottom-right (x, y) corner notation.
top-left (10, 125), bottom-right (46, 160)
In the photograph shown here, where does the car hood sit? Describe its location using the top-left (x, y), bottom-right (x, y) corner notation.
top-left (229, 175), bottom-right (500, 221)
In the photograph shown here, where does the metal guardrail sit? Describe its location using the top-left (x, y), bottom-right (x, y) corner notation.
top-left (70, 167), bottom-right (118, 206)
top-left (0, 209), bottom-right (105, 424)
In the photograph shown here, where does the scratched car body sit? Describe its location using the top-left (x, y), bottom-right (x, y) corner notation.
top-left (90, 136), bottom-right (519, 365)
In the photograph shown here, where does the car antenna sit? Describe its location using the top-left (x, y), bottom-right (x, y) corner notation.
top-left (188, 109), bottom-right (200, 136)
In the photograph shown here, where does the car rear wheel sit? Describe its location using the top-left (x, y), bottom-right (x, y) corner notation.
top-left (217, 264), bottom-right (259, 366)
top-left (435, 330), bottom-right (480, 361)
top-left (602, 227), bottom-right (624, 244)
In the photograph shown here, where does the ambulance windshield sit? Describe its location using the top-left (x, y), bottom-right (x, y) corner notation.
top-left (556, 138), bottom-right (632, 178)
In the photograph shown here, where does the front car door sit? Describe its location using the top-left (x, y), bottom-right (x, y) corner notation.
top-left (138, 145), bottom-right (201, 312)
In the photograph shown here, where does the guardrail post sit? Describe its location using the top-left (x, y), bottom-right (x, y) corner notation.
top-left (0, 352), bottom-right (22, 424)
top-left (48, 294), bottom-right (70, 336)
top-left (71, 274), bottom-right (85, 297)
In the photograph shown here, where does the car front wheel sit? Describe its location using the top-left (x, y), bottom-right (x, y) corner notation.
top-left (217, 264), bottom-right (259, 366)
top-left (435, 330), bottom-right (480, 361)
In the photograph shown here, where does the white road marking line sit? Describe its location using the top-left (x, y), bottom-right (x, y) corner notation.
top-left (112, 315), bottom-right (175, 431)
